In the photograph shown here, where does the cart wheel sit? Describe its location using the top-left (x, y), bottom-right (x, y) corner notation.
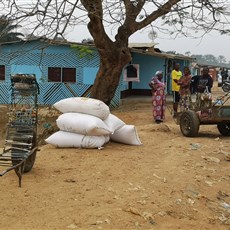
top-left (23, 132), bottom-right (37, 173)
top-left (12, 132), bottom-right (37, 173)
top-left (217, 123), bottom-right (230, 136)
top-left (23, 135), bottom-right (36, 173)
top-left (222, 84), bottom-right (230, 93)
top-left (180, 111), bottom-right (200, 137)
top-left (23, 151), bottom-right (37, 173)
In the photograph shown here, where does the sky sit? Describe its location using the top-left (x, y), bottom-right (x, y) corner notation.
top-left (131, 31), bottom-right (230, 62)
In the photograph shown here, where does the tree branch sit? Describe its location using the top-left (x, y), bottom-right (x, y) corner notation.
top-left (80, 0), bottom-right (113, 48)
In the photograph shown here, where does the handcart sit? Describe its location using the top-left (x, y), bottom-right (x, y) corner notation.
top-left (0, 74), bottom-right (39, 186)
top-left (178, 91), bottom-right (230, 137)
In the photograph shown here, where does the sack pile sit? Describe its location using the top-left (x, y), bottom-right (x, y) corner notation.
top-left (45, 97), bottom-right (142, 148)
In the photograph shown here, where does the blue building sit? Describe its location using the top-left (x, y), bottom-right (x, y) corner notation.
top-left (0, 38), bottom-right (194, 107)
top-left (123, 43), bottom-right (194, 98)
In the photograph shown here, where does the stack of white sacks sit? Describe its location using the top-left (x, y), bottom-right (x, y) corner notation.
top-left (45, 97), bottom-right (142, 149)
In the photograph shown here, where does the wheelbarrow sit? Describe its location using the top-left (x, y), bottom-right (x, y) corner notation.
top-left (0, 74), bottom-right (39, 187)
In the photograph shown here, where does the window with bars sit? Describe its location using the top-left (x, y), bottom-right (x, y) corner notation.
top-left (0, 65), bottom-right (5, 80)
top-left (48, 67), bottom-right (76, 83)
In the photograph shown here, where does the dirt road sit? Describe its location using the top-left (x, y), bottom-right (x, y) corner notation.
top-left (0, 83), bottom-right (229, 230)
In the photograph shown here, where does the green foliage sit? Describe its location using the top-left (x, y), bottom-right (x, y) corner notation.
top-left (71, 44), bottom-right (95, 59)
top-left (191, 54), bottom-right (229, 66)
top-left (0, 15), bottom-right (24, 42)
top-left (191, 54), bottom-right (217, 64)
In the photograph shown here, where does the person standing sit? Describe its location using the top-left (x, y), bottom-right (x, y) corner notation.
top-left (171, 63), bottom-right (182, 117)
top-left (149, 71), bottom-right (166, 123)
top-left (195, 67), bottom-right (213, 108)
top-left (177, 66), bottom-right (192, 111)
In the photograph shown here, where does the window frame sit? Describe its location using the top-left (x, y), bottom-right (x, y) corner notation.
top-left (48, 67), bottom-right (76, 83)
top-left (0, 65), bottom-right (5, 81)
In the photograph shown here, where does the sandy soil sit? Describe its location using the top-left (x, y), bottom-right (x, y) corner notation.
top-left (0, 83), bottom-right (229, 230)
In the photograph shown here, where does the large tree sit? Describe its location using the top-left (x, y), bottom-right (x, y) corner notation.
top-left (2, 0), bottom-right (230, 104)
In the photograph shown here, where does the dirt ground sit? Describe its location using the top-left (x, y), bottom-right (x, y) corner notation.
top-left (0, 83), bottom-right (229, 230)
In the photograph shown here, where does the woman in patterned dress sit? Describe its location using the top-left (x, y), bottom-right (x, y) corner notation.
top-left (149, 71), bottom-right (166, 123)
top-left (177, 66), bottom-right (192, 112)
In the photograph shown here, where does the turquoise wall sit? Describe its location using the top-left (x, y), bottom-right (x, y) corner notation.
top-left (0, 40), bottom-right (99, 84)
top-left (120, 52), bottom-right (166, 91)
top-left (11, 65), bottom-right (43, 82)
top-left (132, 53), bottom-right (166, 89)
top-left (0, 40), bottom-right (103, 105)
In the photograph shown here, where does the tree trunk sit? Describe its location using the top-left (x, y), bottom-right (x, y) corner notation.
top-left (90, 44), bottom-right (131, 105)
top-left (80, 1), bottom-right (132, 105)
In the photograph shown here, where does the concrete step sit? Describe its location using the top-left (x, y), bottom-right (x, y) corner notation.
top-left (121, 95), bottom-right (173, 106)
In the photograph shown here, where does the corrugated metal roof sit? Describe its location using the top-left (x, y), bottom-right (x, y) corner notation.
top-left (0, 37), bottom-right (91, 47)
top-left (128, 42), bottom-right (157, 48)
top-left (130, 47), bottom-right (195, 61)
top-left (0, 38), bottom-right (195, 61)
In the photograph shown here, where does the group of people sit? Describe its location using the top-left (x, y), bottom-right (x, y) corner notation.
top-left (149, 64), bottom-right (213, 123)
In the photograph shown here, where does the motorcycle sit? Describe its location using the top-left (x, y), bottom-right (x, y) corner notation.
top-left (222, 80), bottom-right (230, 92)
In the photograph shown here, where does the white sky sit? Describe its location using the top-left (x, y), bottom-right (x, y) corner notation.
top-left (130, 30), bottom-right (230, 62)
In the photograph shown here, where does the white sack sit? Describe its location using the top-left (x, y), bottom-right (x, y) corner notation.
top-left (56, 113), bottom-right (112, 136)
top-left (104, 114), bottom-right (125, 133)
top-left (104, 135), bottom-right (110, 144)
top-left (45, 131), bottom-right (107, 148)
top-left (53, 97), bottom-right (110, 120)
top-left (110, 125), bottom-right (142, 146)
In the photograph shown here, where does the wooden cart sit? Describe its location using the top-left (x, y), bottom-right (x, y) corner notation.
top-left (178, 92), bottom-right (230, 137)
top-left (0, 74), bottom-right (39, 186)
